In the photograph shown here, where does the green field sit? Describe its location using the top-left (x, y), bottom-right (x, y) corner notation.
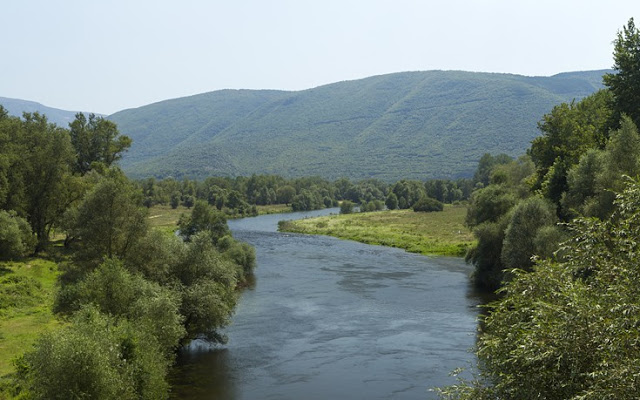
top-left (0, 259), bottom-right (62, 378)
top-left (279, 206), bottom-right (475, 257)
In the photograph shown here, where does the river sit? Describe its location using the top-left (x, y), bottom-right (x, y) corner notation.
top-left (169, 208), bottom-right (482, 399)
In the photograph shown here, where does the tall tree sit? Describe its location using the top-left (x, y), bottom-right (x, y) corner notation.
top-left (66, 172), bottom-right (148, 264)
top-left (69, 113), bottom-right (132, 175)
top-left (20, 113), bottom-right (77, 249)
top-left (604, 18), bottom-right (640, 129)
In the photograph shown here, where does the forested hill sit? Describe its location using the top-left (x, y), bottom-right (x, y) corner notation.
top-left (109, 69), bottom-right (608, 181)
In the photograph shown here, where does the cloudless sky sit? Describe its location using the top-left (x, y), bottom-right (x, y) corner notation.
top-left (1, 0), bottom-right (638, 114)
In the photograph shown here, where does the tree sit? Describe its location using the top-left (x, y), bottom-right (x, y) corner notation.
top-left (17, 113), bottom-right (79, 249)
top-left (439, 178), bottom-right (640, 399)
top-left (501, 197), bottom-right (557, 271)
top-left (69, 113), bottom-right (132, 175)
top-left (0, 210), bottom-right (36, 260)
top-left (178, 200), bottom-right (229, 244)
top-left (276, 185), bottom-right (296, 204)
top-left (465, 184), bottom-right (517, 228)
top-left (20, 306), bottom-right (172, 400)
top-left (385, 192), bottom-right (398, 210)
top-left (465, 216), bottom-right (510, 291)
top-left (412, 196), bottom-right (444, 212)
top-left (340, 200), bottom-right (354, 214)
top-left (473, 153), bottom-right (512, 187)
top-left (561, 149), bottom-right (605, 219)
top-left (529, 90), bottom-right (612, 192)
top-left (66, 172), bottom-right (148, 264)
top-left (604, 18), bottom-right (640, 129)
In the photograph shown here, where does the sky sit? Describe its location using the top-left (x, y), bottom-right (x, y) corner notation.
top-left (1, 0), bottom-right (638, 115)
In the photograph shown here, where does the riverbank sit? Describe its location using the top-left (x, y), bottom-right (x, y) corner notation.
top-left (278, 205), bottom-right (474, 257)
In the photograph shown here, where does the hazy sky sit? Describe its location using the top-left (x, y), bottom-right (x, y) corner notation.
top-left (1, 0), bottom-right (638, 115)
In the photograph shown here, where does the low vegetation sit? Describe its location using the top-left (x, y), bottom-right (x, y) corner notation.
top-left (279, 205), bottom-right (474, 257)
top-left (0, 260), bottom-right (61, 376)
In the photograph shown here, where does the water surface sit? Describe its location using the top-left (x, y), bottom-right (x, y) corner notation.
top-left (170, 209), bottom-right (481, 399)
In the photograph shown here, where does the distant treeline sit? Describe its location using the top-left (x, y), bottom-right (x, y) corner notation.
top-left (136, 174), bottom-right (477, 215)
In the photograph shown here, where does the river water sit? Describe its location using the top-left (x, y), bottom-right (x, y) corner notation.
top-left (170, 208), bottom-right (482, 399)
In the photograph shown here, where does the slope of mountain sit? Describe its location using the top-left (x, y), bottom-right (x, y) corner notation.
top-left (0, 97), bottom-right (92, 127)
top-left (102, 70), bottom-right (610, 180)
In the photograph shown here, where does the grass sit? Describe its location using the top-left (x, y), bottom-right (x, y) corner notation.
top-left (278, 205), bottom-right (475, 257)
top-left (0, 259), bottom-right (63, 378)
top-left (255, 204), bottom-right (293, 215)
top-left (147, 205), bottom-right (190, 234)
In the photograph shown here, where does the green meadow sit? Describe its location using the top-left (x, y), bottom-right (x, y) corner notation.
top-left (279, 205), bottom-right (474, 257)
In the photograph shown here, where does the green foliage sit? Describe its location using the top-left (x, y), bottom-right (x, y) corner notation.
top-left (178, 200), bottom-right (229, 244)
top-left (340, 200), bottom-right (355, 214)
top-left (291, 189), bottom-right (324, 211)
top-left (276, 185), bottom-right (296, 204)
top-left (529, 90), bottom-right (612, 193)
top-left (473, 153), bottom-right (513, 187)
top-left (391, 180), bottom-right (426, 209)
top-left (465, 216), bottom-right (510, 291)
top-left (0, 112), bottom-right (79, 249)
top-left (385, 192), bottom-right (398, 210)
top-left (561, 148), bottom-right (605, 218)
top-left (465, 185), bottom-right (517, 228)
top-left (54, 260), bottom-right (185, 353)
top-left (0, 210), bottom-right (35, 260)
top-left (69, 113), bottom-right (132, 175)
top-left (603, 18), bottom-right (640, 129)
top-left (0, 275), bottom-right (43, 311)
top-left (65, 172), bottom-right (149, 264)
top-left (501, 197), bottom-right (557, 271)
top-left (217, 235), bottom-right (256, 277)
top-left (360, 200), bottom-right (385, 212)
top-left (111, 71), bottom-right (607, 181)
top-left (412, 196), bottom-right (444, 212)
top-left (20, 306), bottom-right (171, 400)
top-left (445, 179), bottom-right (640, 399)
top-left (562, 116), bottom-right (640, 220)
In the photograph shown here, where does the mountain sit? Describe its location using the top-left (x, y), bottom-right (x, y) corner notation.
top-left (0, 97), bottom-right (94, 127)
top-left (30, 69), bottom-right (608, 182)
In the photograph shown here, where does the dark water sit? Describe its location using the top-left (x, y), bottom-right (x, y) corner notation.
top-left (170, 209), bottom-right (482, 399)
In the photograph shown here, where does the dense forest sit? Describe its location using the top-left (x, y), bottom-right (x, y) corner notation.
top-left (438, 17), bottom-right (640, 399)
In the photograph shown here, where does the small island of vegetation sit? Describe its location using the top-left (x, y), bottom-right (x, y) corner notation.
top-left (279, 205), bottom-right (473, 257)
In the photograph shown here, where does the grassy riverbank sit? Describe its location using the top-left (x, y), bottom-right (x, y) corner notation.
top-left (278, 205), bottom-right (474, 257)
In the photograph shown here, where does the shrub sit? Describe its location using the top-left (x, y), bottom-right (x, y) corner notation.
top-left (340, 200), bottom-right (354, 214)
top-left (412, 196), bottom-right (444, 212)
top-left (0, 210), bottom-right (36, 260)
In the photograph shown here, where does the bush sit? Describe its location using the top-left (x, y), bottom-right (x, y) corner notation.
top-left (20, 306), bottom-right (171, 400)
top-left (412, 196), bottom-right (444, 212)
top-left (340, 200), bottom-right (354, 214)
top-left (0, 210), bottom-right (36, 260)
top-left (178, 201), bottom-right (229, 244)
